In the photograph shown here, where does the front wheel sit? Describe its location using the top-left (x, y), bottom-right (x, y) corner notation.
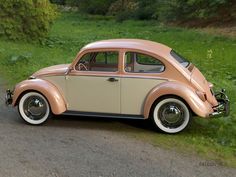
top-left (152, 98), bottom-right (191, 134)
top-left (18, 92), bottom-right (51, 125)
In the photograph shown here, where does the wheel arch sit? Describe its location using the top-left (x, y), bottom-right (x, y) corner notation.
top-left (148, 94), bottom-right (194, 118)
top-left (15, 89), bottom-right (50, 109)
top-left (143, 81), bottom-right (213, 118)
top-left (12, 79), bottom-right (67, 115)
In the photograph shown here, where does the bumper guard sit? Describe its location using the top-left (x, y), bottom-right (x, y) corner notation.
top-left (209, 89), bottom-right (230, 117)
top-left (5, 89), bottom-right (13, 106)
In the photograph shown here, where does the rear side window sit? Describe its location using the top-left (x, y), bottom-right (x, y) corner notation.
top-left (136, 53), bottom-right (163, 65)
top-left (124, 52), bottom-right (165, 73)
top-left (170, 50), bottom-right (190, 68)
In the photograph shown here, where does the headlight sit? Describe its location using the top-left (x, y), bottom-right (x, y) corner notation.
top-left (28, 76), bottom-right (36, 79)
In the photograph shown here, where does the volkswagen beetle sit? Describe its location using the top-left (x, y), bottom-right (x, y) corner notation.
top-left (5, 39), bottom-right (230, 133)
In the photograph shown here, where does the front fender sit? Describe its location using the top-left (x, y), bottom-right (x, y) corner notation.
top-left (143, 81), bottom-right (213, 118)
top-left (12, 79), bottom-right (66, 115)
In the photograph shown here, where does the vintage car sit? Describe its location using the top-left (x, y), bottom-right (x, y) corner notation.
top-left (5, 39), bottom-right (230, 133)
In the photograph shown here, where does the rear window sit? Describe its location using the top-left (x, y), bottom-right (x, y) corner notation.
top-left (170, 50), bottom-right (190, 68)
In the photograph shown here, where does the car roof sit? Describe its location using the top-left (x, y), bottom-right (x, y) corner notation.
top-left (82, 39), bottom-right (172, 57)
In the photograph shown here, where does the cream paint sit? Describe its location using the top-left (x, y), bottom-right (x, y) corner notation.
top-left (43, 74), bottom-right (165, 115)
top-left (121, 77), bottom-right (165, 115)
top-left (43, 75), bottom-right (67, 99)
top-left (66, 75), bottom-right (120, 113)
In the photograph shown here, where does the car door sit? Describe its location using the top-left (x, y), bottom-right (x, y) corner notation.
top-left (66, 51), bottom-right (121, 114)
top-left (121, 51), bottom-right (166, 115)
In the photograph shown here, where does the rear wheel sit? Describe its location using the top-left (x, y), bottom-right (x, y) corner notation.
top-left (152, 98), bottom-right (191, 134)
top-left (18, 92), bottom-right (51, 125)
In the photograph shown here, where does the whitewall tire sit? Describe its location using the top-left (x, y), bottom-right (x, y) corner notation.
top-left (152, 98), bottom-right (191, 134)
top-left (18, 92), bottom-right (51, 125)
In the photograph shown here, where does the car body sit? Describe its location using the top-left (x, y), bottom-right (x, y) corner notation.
top-left (5, 39), bottom-right (230, 133)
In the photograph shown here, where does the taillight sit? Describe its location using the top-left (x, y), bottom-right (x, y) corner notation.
top-left (196, 91), bottom-right (207, 101)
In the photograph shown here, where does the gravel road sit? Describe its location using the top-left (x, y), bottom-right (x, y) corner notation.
top-left (0, 82), bottom-right (235, 177)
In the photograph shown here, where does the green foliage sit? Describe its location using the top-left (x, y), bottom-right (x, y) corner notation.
top-left (50, 0), bottom-right (65, 5)
top-left (115, 11), bottom-right (132, 22)
top-left (109, 0), bottom-right (158, 21)
top-left (108, 0), bottom-right (139, 22)
top-left (50, 0), bottom-right (66, 5)
top-left (0, 0), bottom-right (57, 41)
top-left (133, 0), bottom-right (158, 20)
top-left (66, 0), bottom-right (116, 15)
top-left (112, 0), bottom-right (236, 23)
top-left (108, 0), bottom-right (138, 16)
top-left (49, 0), bottom-right (236, 24)
top-left (157, 0), bottom-right (236, 23)
top-left (7, 53), bottom-right (31, 65)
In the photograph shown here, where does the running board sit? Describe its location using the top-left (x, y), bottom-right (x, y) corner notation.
top-left (62, 111), bottom-right (145, 120)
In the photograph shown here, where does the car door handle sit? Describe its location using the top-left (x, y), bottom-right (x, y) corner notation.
top-left (107, 77), bottom-right (119, 82)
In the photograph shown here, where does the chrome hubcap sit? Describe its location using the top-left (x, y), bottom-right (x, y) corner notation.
top-left (158, 102), bottom-right (185, 128)
top-left (162, 105), bottom-right (181, 123)
top-left (23, 96), bottom-right (47, 120)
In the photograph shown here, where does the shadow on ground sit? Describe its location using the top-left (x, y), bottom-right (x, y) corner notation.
top-left (45, 114), bottom-right (157, 133)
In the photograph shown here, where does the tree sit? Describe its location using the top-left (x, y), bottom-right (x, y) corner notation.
top-left (66, 0), bottom-right (116, 15)
top-left (158, 0), bottom-right (236, 23)
top-left (0, 0), bottom-right (57, 40)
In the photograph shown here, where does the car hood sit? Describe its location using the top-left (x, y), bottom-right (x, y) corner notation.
top-left (32, 64), bottom-right (70, 77)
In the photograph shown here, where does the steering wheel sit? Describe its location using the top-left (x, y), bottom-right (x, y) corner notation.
top-left (78, 63), bottom-right (88, 71)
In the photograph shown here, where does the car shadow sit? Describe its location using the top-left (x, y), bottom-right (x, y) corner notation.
top-left (46, 114), bottom-right (157, 133)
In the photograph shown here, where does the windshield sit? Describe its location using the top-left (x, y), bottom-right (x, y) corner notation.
top-left (170, 50), bottom-right (190, 68)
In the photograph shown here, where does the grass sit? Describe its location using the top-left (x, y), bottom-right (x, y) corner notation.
top-left (0, 12), bottom-right (236, 167)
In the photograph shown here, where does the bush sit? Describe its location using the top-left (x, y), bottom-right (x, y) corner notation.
top-left (50, 0), bottom-right (66, 5)
top-left (64, 0), bottom-right (79, 6)
top-left (109, 0), bottom-right (158, 21)
top-left (115, 11), bottom-right (132, 22)
top-left (133, 6), bottom-right (157, 20)
top-left (157, 0), bottom-right (236, 23)
top-left (66, 0), bottom-right (116, 15)
top-left (108, 0), bottom-right (139, 22)
top-left (133, 0), bottom-right (158, 20)
top-left (0, 0), bottom-right (57, 41)
top-left (108, 0), bottom-right (138, 16)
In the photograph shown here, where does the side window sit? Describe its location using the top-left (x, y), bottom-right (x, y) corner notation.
top-left (124, 52), bottom-right (165, 73)
top-left (76, 51), bottom-right (119, 72)
top-left (136, 53), bottom-right (163, 65)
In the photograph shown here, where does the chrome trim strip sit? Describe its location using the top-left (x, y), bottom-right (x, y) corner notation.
top-left (67, 74), bottom-right (168, 81)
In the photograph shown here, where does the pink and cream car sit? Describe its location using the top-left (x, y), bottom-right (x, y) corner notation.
top-left (5, 39), bottom-right (229, 133)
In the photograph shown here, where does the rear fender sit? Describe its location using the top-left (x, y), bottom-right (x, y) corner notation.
top-left (12, 79), bottom-right (67, 115)
top-left (143, 81), bottom-right (213, 118)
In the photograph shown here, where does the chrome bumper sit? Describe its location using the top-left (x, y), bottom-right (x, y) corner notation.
top-left (209, 89), bottom-right (230, 117)
top-left (5, 89), bottom-right (13, 106)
